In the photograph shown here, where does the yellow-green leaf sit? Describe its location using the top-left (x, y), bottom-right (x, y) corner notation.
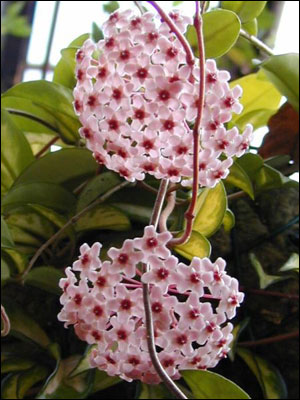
top-left (279, 253), bottom-right (299, 274)
top-left (222, 209), bottom-right (235, 232)
top-left (242, 18), bottom-right (258, 36)
top-left (193, 182), bottom-right (227, 237)
top-left (222, 1), bottom-right (267, 23)
top-left (174, 231), bottom-right (211, 261)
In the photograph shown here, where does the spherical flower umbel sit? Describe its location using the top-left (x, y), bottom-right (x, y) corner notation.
top-left (58, 225), bottom-right (244, 384)
top-left (73, 9), bottom-right (253, 188)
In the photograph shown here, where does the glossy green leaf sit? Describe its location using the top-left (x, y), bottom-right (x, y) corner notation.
top-left (2, 81), bottom-right (81, 144)
top-left (2, 248), bottom-right (28, 274)
top-left (75, 204), bottom-right (131, 232)
top-left (222, 1), bottom-right (267, 22)
top-left (112, 202), bottom-right (161, 224)
top-left (14, 148), bottom-right (97, 192)
top-left (53, 34), bottom-right (90, 89)
top-left (242, 18), bottom-right (258, 36)
top-left (92, 22), bottom-right (104, 42)
top-left (25, 267), bottom-right (65, 295)
top-left (18, 365), bottom-right (49, 399)
top-left (225, 160), bottom-right (254, 199)
top-left (174, 231), bottom-right (211, 261)
top-left (182, 370), bottom-right (250, 399)
top-left (193, 182), bottom-right (227, 237)
top-left (4, 300), bottom-right (51, 348)
top-left (103, 1), bottom-right (119, 13)
top-left (1, 257), bottom-right (10, 284)
top-left (264, 155), bottom-right (291, 171)
top-left (1, 109), bottom-right (34, 195)
top-left (237, 348), bottom-right (287, 399)
top-left (222, 209), bottom-right (236, 232)
top-left (1, 216), bottom-right (14, 248)
top-left (229, 73), bottom-right (282, 130)
top-left (139, 384), bottom-right (173, 399)
top-left (77, 172), bottom-right (121, 212)
top-left (187, 9), bottom-right (241, 58)
top-left (249, 253), bottom-right (290, 289)
top-left (1, 373), bottom-right (19, 399)
top-left (1, 357), bottom-right (36, 373)
top-left (2, 182), bottom-right (76, 213)
top-left (69, 346), bottom-right (96, 377)
top-left (228, 317), bottom-right (250, 361)
top-left (235, 153), bottom-right (264, 182)
top-left (279, 253), bottom-right (299, 273)
top-left (260, 53), bottom-right (299, 112)
top-left (254, 164), bottom-right (298, 192)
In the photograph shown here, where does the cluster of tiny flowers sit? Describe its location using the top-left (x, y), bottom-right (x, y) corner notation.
top-left (73, 9), bottom-right (253, 187)
top-left (58, 225), bottom-right (244, 383)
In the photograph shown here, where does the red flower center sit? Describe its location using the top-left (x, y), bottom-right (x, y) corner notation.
top-left (120, 299), bottom-right (132, 310)
top-left (134, 109), bottom-right (145, 120)
top-left (159, 90), bottom-right (170, 101)
top-left (112, 88), bottom-right (122, 100)
top-left (92, 331), bottom-right (101, 341)
top-left (167, 47), bottom-right (178, 58)
top-left (118, 253), bottom-right (129, 264)
top-left (76, 50), bottom-right (84, 62)
top-left (120, 50), bottom-right (130, 60)
top-left (81, 254), bottom-right (89, 265)
top-left (176, 334), bottom-right (188, 345)
top-left (148, 32), bottom-right (158, 42)
top-left (142, 140), bottom-right (154, 151)
top-left (98, 67), bottom-right (107, 78)
top-left (117, 329), bottom-right (127, 340)
top-left (147, 237), bottom-right (158, 248)
top-left (128, 356), bottom-right (140, 365)
top-left (87, 95), bottom-right (96, 107)
top-left (199, 162), bottom-right (207, 170)
top-left (96, 276), bottom-right (106, 287)
top-left (131, 17), bottom-right (141, 27)
top-left (74, 294), bottom-right (82, 305)
top-left (77, 69), bottom-right (84, 81)
top-left (93, 306), bottom-right (103, 317)
top-left (167, 168), bottom-right (179, 177)
top-left (108, 119), bottom-right (119, 131)
top-left (207, 72), bottom-right (217, 84)
top-left (213, 271), bottom-right (222, 281)
top-left (83, 128), bottom-right (92, 139)
top-left (189, 308), bottom-right (200, 320)
top-left (117, 149), bottom-right (127, 159)
top-left (137, 68), bottom-right (148, 79)
top-left (119, 168), bottom-right (129, 178)
top-left (163, 120), bottom-right (175, 130)
top-left (217, 140), bottom-right (229, 150)
top-left (105, 37), bottom-right (115, 48)
top-left (151, 302), bottom-right (163, 313)
top-left (163, 358), bottom-right (174, 367)
top-left (190, 273), bottom-right (201, 283)
top-left (157, 268), bottom-right (169, 280)
top-left (224, 97), bottom-right (235, 108)
top-left (176, 146), bottom-right (188, 155)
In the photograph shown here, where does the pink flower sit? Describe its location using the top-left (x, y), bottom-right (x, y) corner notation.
top-left (142, 255), bottom-right (178, 294)
top-left (108, 239), bottom-right (144, 278)
top-left (72, 242), bottom-right (101, 278)
top-left (175, 258), bottom-right (213, 295)
top-left (108, 284), bottom-right (144, 322)
top-left (133, 225), bottom-right (172, 260)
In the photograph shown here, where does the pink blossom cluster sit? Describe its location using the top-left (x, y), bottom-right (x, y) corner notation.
top-left (73, 9), bottom-right (253, 187)
top-left (58, 226), bottom-right (244, 383)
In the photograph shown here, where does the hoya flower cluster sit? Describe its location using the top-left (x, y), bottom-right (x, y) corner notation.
top-left (73, 9), bottom-right (253, 187)
top-left (58, 226), bottom-right (244, 384)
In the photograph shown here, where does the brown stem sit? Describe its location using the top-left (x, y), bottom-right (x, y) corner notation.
top-left (169, 1), bottom-right (205, 247)
top-left (21, 180), bottom-right (131, 281)
top-left (35, 136), bottom-right (60, 159)
top-left (227, 190), bottom-right (247, 201)
top-left (1, 305), bottom-right (11, 337)
top-left (159, 184), bottom-right (177, 232)
top-left (142, 179), bottom-right (187, 399)
top-left (242, 287), bottom-right (299, 300)
top-left (239, 330), bottom-right (299, 347)
top-left (147, 1), bottom-right (195, 66)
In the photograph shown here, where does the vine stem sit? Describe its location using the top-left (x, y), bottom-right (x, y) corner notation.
top-left (239, 330), bottom-right (299, 347)
top-left (147, 1), bottom-right (195, 66)
top-left (35, 136), bottom-right (60, 159)
top-left (240, 28), bottom-right (275, 56)
top-left (21, 180), bottom-right (131, 281)
top-left (169, 0), bottom-right (205, 247)
top-left (142, 179), bottom-right (187, 400)
top-left (1, 305), bottom-right (10, 337)
top-left (159, 183), bottom-right (177, 232)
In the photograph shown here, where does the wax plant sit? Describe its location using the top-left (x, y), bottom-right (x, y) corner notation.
top-left (1, 1), bottom-right (299, 399)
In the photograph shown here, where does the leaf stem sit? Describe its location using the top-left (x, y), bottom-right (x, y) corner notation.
top-left (239, 330), bottom-right (299, 347)
top-left (159, 183), bottom-right (177, 232)
top-left (35, 136), bottom-right (60, 159)
top-left (21, 180), bottom-right (131, 281)
top-left (1, 305), bottom-right (10, 337)
top-left (240, 28), bottom-right (275, 57)
top-left (169, 1), bottom-right (205, 247)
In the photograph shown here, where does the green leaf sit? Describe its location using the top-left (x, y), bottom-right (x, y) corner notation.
top-left (2, 182), bottom-right (76, 213)
top-left (1, 80), bottom-right (81, 144)
top-left (14, 148), bottom-right (97, 192)
top-left (222, 1), bottom-right (267, 23)
top-left (103, 1), bottom-right (119, 14)
top-left (187, 9), bottom-right (241, 59)
top-left (229, 73), bottom-right (282, 130)
top-left (1, 109), bottom-right (34, 195)
top-left (254, 164), bottom-right (298, 193)
top-left (2, 248), bottom-right (28, 274)
top-left (91, 22), bottom-right (104, 42)
top-left (17, 365), bottom-right (49, 399)
top-left (242, 19), bottom-right (258, 36)
top-left (174, 231), bottom-right (211, 261)
top-left (75, 204), bottom-right (131, 232)
top-left (6, 1), bottom-right (26, 17)
top-left (139, 384), bottom-right (173, 399)
top-left (225, 160), bottom-right (254, 199)
top-left (1, 358), bottom-right (36, 374)
top-left (228, 317), bottom-right (250, 361)
top-left (235, 153), bottom-right (264, 182)
top-left (53, 34), bottom-right (90, 89)
top-left (182, 370), bottom-right (250, 399)
top-left (260, 53), bottom-right (299, 112)
top-left (4, 300), bottom-right (51, 349)
top-left (222, 209), bottom-right (235, 232)
top-left (1, 373), bottom-right (19, 399)
top-left (1, 257), bottom-right (10, 285)
top-left (25, 267), bottom-right (65, 295)
top-left (173, 1), bottom-right (184, 5)
top-left (279, 253), bottom-right (299, 273)
top-left (237, 348), bottom-right (287, 399)
top-left (249, 253), bottom-right (290, 289)
top-left (193, 182), bottom-right (227, 237)
top-left (77, 172), bottom-right (121, 212)
top-left (1, 216), bottom-right (14, 248)
top-left (69, 346), bottom-right (96, 378)
top-left (111, 203), bottom-right (153, 224)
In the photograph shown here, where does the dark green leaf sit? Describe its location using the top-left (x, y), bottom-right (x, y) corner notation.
top-left (77, 172), bottom-right (121, 212)
top-left (91, 22), bottom-right (104, 42)
top-left (254, 164), bottom-right (298, 192)
top-left (260, 53), bottom-right (299, 112)
top-left (174, 231), bottom-right (211, 261)
top-left (222, 1), bottom-right (267, 23)
top-left (1, 373), bottom-right (19, 399)
top-left (1, 248), bottom-right (28, 274)
top-left (1, 257), bottom-right (10, 285)
top-left (187, 9), bottom-right (241, 58)
top-left (193, 182), bottom-right (227, 237)
top-left (75, 204), bottom-right (131, 232)
top-left (237, 348), bottom-right (287, 399)
top-left (1, 109), bottom-right (34, 195)
top-left (182, 370), bottom-right (250, 399)
top-left (92, 370), bottom-right (121, 393)
top-left (228, 317), bottom-right (250, 361)
top-left (2, 81), bottom-right (81, 144)
top-left (235, 153), bottom-right (264, 182)
top-left (17, 365), bottom-right (49, 399)
top-left (1, 216), bottom-right (14, 248)
top-left (139, 384), bottom-right (173, 399)
top-left (103, 1), bottom-right (119, 14)
top-left (111, 203), bottom-right (153, 224)
top-left (13, 148), bottom-right (97, 192)
top-left (53, 34), bottom-right (90, 89)
top-left (1, 358), bottom-right (36, 374)
top-left (226, 160), bottom-right (255, 199)
top-left (2, 182), bottom-right (76, 213)
top-left (25, 267), bottom-right (65, 295)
